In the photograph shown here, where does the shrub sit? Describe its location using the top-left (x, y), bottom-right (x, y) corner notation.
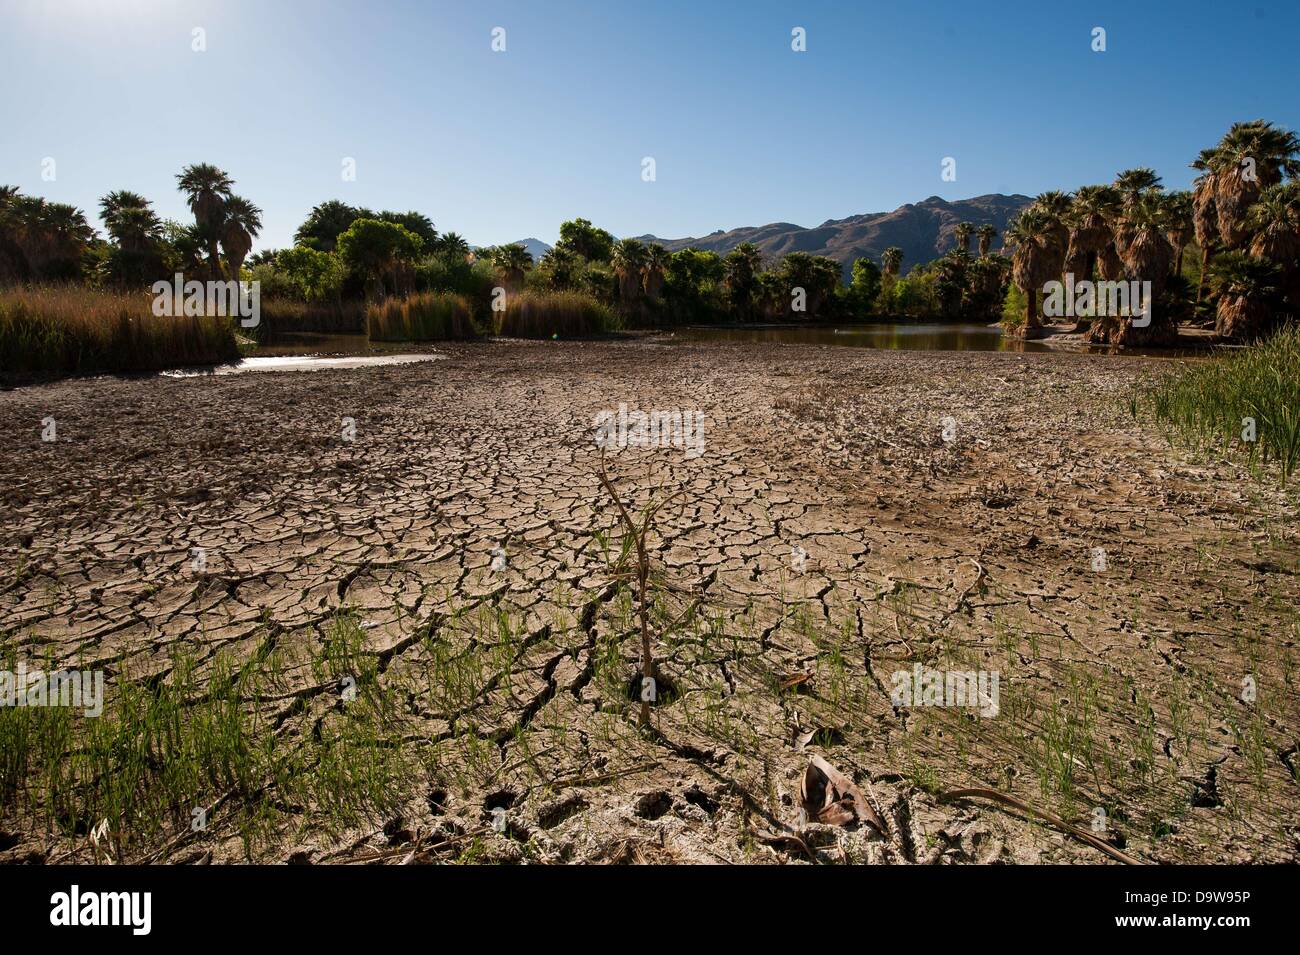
top-left (0, 285), bottom-right (239, 378)
top-left (493, 290), bottom-right (619, 338)
top-left (1001, 284), bottom-right (1027, 330)
top-left (366, 291), bottom-right (475, 341)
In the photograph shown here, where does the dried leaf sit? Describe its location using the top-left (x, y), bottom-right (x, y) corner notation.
top-left (800, 755), bottom-right (887, 834)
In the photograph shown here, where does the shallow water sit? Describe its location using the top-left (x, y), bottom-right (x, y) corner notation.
top-left (675, 322), bottom-right (1210, 358)
top-left (162, 352), bottom-right (443, 377)
top-left (679, 322), bottom-right (1052, 352)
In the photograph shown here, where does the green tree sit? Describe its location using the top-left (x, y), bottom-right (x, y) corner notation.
top-left (336, 218), bottom-right (424, 298)
top-left (556, 218), bottom-right (614, 262)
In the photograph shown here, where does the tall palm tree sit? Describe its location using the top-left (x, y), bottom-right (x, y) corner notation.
top-left (176, 163), bottom-right (234, 279)
top-left (1190, 149), bottom-right (1220, 304)
top-left (1005, 208), bottom-right (1055, 330)
top-left (1247, 181), bottom-right (1300, 312)
top-left (1112, 168), bottom-right (1163, 259)
top-left (881, 246), bottom-right (903, 277)
top-left (611, 238), bottom-right (648, 302)
top-left (723, 242), bottom-right (763, 317)
top-left (1208, 120), bottom-right (1300, 250)
top-left (954, 222), bottom-right (974, 254)
top-left (643, 243), bottom-right (670, 300)
top-left (1119, 194), bottom-right (1174, 306)
top-left (1156, 191), bottom-right (1193, 277)
top-left (1207, 251), bottom-right (1281, 340)
top-left (1031, 191), bottom-right (1073, 286)
top-left (976, 224), bottom-right (997, 257)
top-left (99, 191), bottom-right (162, 252)
top-left (220, 195), bottom-right (263, 281)
top-left (1063, 185), bottom-right (1119, 287)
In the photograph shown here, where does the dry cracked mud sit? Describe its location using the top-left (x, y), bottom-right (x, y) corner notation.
top-left (1, 338), bottom-right (1297, 864)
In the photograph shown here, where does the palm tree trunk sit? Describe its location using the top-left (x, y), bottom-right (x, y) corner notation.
top-left (1196, 245), bottom-right (1211, 305)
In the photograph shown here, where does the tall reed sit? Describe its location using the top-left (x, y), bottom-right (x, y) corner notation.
top-left (366, 291), bottom-right (475, 341)
top-left (494, 290), bottom-right (619, 338)
top-left (0, 286), bottom-right (239, 377)
top-left (1147, 324), bottom-right (1300, 483)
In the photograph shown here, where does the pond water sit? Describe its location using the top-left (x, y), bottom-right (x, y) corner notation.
top-left (678, 323), bottom-right (1054, 352)
top-left (675, 322), bottom-right (1218, 358)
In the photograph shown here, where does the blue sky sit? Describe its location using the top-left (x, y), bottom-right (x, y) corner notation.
top-left (2, 0), bottom-right (1296, 251)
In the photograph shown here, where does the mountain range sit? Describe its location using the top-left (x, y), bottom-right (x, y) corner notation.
top-left (508, 194), bottom-right (1033, 278)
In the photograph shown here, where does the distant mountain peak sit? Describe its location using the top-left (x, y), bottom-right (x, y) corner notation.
top-left (636, 193), bottom-right (1031, 277)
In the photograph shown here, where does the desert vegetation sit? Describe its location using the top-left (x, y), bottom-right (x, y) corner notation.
top-left (1001, 120), bottom-right (1300, 346)
top-left (2, 118), bottom-right (1295, 380)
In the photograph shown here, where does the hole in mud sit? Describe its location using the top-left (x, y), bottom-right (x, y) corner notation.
top-left (537, 792), bottom-right (587, 829)
top-left (682, 785), bottom-right (719, 816)
top-left (383, 815), bottom-right (413, 845)
top-left (0, 831), bottom-right (20, 852)
top-left (484, 790), bottom-right (517, 812)
top-left (625, 667), bottom-right (680, 706)
top-left (634, 790), bottom-right (674, 820)
top-left (427, 789), bottom-right (448, 816)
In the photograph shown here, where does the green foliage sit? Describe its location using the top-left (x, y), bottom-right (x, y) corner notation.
top-left (335, 218), bottom-right (424, 297)
top-left (555, 217), bottom-right (614, 262)
top-left (1002, 283), bottom-right (1028, 329)
top-left (849, 257), bottom-right (881, 314)
top-left (1147, 323), bottom-right (1300, 483)
top-left (274, 245), bottom-right (344, 302)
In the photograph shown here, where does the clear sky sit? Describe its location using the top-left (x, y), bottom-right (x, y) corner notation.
top-left (2, 0), bottom-right (1297, 252)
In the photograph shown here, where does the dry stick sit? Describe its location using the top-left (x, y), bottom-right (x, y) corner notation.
top-left (597, 451), bottom-right (674, 728)
top-left (938, 787), bottom-right (1144, 866)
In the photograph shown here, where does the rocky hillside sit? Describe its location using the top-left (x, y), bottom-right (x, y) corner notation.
top-left (634, 194), bottom-right (1032, 276)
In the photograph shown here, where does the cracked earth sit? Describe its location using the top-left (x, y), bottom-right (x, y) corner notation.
top-left (1, 338), bottom-right (1297, 864)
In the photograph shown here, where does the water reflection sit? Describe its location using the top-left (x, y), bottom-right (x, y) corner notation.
top-left (679, 323), bottom-right (1054, 353)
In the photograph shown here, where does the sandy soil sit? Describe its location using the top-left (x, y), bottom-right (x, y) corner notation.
top-left (1, 338), bottom-right (1297, 864)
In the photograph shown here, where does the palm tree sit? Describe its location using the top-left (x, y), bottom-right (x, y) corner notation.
top-left (295, 200), bottom-right (361, 252)
top-left (1063, 185), bottom-right (1119, 287)
top-left (1208, 120), bottom-right (1300, 250)
top-left (723, 242), bottom-right (763, 317)
top-left (1031, 191), bottom-right (1073, 285)
top-left (1112, 168), bottom-right (1163, 259)
top-left (1247, 181), bottom-right (1300, 312)
top-left (954, 222), bottom-right (974, 254)
top-left (436, 232), bottom-right (470, 261)
top-left (176, 163), bottom-right (234, 279)
top-left (611, 238), bottom-right (648, 302)
top-left (220, 195), bottom-right (262, 281)
top-left (1207, 251), bottom-right (1281, 340)
top-left (489, 243), bottom-right (533, 291)
top-left (1005, 208), bottom-right (1055, 330)
top-left (881, 246), bottom-right (903, 277)
top-left (976, 224), bottom-right (997, 257)
top-left (540, 245), bottom-right (578, 288)
top-left (1156, 191), bottom-right (1194, 277)
top-left (1190, 149), bottom-right (1220, 303)
top-left (99, 191), bottom-right (162, 252)
top-left (643, 243), bottom-right (670, 300)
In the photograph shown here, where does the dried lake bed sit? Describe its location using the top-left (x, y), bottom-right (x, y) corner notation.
top-left (1, 337), bottom-right (1296, 864)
